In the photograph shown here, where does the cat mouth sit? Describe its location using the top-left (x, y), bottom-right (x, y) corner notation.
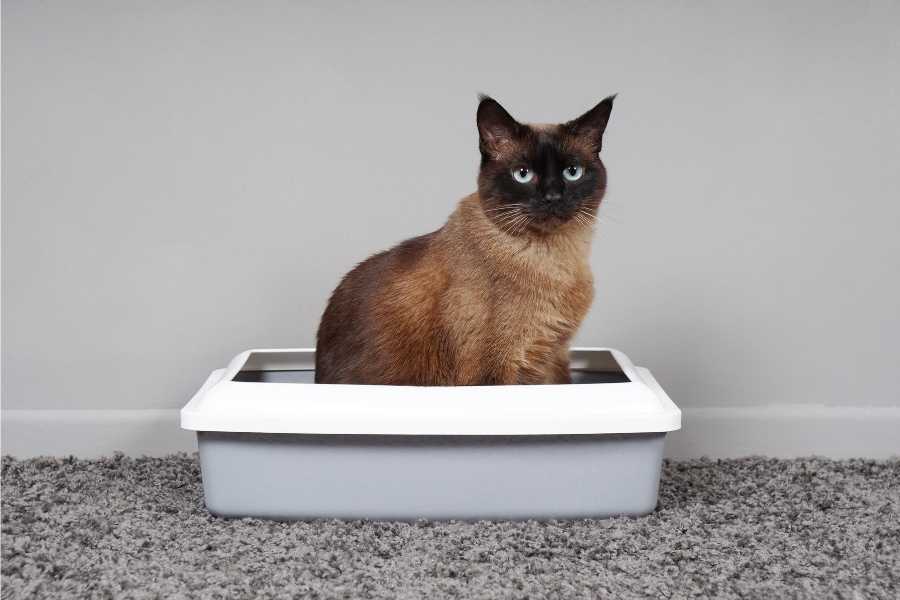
top-left (529, 214), bottom-right (567, 230)
top-left (528, 210), bottom-right (577, 230)
top-left (489, 206), bottom-right (591, 236)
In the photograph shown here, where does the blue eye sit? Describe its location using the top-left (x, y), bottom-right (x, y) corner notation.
top-left (563, 165), bottom-right (584, 181)
top-left (512, 167), bottom-right (534, 183)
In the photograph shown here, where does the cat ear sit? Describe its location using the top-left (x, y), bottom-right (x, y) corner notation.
top-left (477, 95), bottom-right (521, 159)
top-left (567, 94), bottom-right (616, 153)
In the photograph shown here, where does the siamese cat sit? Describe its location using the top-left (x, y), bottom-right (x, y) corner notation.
top-left (316, 95), bottom-right (614, 385)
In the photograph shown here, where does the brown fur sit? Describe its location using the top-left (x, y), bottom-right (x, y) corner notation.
top-left (315, 98), bottom-right (613, 385)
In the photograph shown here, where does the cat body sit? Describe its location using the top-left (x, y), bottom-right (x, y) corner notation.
top-left (315, 96), bottom-right (614, 385)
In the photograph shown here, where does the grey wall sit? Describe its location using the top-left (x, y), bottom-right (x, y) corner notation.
top-left (4, 0), bottom-right (899, 412)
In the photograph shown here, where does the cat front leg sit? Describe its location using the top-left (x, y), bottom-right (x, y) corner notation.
top-left (537, 345), bottom-right (573, 384)
top-left (548, 353), bottom-right (572, 384)
top-left (479, 362), bottom-right (521, 386)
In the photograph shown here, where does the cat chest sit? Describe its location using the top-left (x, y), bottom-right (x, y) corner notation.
top-left (441, 252), bottom-right (593, 348)
top-left (497, 279), bottom-right (593, 341)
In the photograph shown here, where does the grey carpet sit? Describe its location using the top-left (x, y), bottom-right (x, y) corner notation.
top-left (2, 455), bottom-right (898, 599)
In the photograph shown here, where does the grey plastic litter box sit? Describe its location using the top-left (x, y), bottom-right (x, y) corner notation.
top-left (181, 347), bottom-right (681, 520)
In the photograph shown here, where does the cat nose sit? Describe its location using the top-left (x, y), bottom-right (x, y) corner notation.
top-left (544, 191), bottom-right (562, 203)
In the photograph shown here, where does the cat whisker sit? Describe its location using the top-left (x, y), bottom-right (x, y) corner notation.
top-left (504, 217), bottom-right (527, 235)
top-left (496, 208), bottom-right (526, 220)
top-left (495, 212), bottom-right (525, 229)
top-left (492, 213), bottom-right (524, 227)
top-left (576, 209), bottom-right (598, 228)
top-left (497, 222), bottom-right (518, 236)
top-left (511, 215), bottom-right (532, 236)
top-left (484, 203), bottom-right (527, 214)
top-left (495, 212), bottom-right (524, 224)
top-left (500, 213), bottom-right (529, 236)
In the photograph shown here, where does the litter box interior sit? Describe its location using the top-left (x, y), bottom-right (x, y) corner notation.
top-left (231, 350), bottom-right (631, 384)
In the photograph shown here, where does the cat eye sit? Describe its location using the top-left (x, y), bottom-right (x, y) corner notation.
top-left (563, 166), bottom-right (584, 181)
top-left (512, 167), bottom-right (534, 184)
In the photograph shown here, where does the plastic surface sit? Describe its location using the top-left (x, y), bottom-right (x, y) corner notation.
top-left (181, 348), bottom-right (681, 435)
top-left (198, 430), bottom-right (667, 520)
top-left (184, 350), bottom-right (680, 520)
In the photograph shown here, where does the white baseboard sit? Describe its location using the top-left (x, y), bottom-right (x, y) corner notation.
top-left (666, 405), bottom-right (900, 459)
top-left (2, 406), bottom-right (899, 459)
top-left (1, 410), bottom-right (197, 458)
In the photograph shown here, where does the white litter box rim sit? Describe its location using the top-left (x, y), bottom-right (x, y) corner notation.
top-left (180, 347), bottom-right (681, 435)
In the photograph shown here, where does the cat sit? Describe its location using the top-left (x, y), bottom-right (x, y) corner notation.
top-left (315, 94), bottom-right (615, 385)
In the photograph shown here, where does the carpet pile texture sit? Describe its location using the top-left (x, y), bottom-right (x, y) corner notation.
top-left (2, 455), bottom-right (898, 599)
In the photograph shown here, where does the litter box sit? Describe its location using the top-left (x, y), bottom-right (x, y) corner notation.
top-left (181, 347), bottom-right (681, 521)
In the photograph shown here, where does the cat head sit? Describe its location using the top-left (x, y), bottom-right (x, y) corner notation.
top-left (476, 95), bottom-right (614, 235)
